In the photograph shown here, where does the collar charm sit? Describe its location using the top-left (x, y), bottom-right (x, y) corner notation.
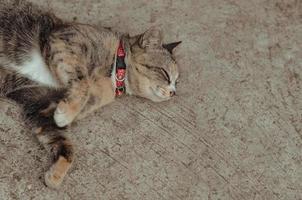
top-left (115, 41), bottom-right (126, 97)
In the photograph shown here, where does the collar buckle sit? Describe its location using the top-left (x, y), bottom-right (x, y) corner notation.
top-left (115, 41), bottom-right (126, 97)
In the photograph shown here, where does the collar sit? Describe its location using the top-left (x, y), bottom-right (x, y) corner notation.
top-left (114, 41), bottom-right (127, 97)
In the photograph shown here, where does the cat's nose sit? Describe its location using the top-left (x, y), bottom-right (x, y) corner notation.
top-left (170, 91), bottom-right (176, 97)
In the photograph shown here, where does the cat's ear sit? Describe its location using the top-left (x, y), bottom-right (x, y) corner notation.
top-left (162, 41), bottom-right (182, 54)
top-left (139, 27), bottom-right (163, 49)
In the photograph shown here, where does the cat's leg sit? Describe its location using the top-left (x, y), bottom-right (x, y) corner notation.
top-left (51, 55), bottom-right (90, 127)
top-left (76, 77), bottom-right (115, 120)
top-left (54, 79), bottom-right (90, 127)
top-left (34, 127), bottom-right (74, 189)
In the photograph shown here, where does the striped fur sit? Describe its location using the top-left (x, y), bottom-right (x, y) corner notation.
top-left (0, 69), bottom-right (73, 189)
top-left (0, 1), bottom-right (181, 188)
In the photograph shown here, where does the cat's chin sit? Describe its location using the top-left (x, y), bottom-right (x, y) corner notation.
top-left (146, 87), bottom-right (172, 102)
top-left (134, 88), bottom-right (171, 102)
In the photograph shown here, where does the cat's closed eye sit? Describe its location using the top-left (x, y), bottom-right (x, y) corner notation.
top-left (141, 64), bottom-right (170, 83)
top-left (160, 68), bottom-right (170, 84)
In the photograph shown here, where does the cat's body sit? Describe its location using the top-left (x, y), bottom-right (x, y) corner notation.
top-left (0, 1), bottom-right (181, 189)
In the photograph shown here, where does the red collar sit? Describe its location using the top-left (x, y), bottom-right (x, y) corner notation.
top-left (115, 41), bottom-right (127, 97)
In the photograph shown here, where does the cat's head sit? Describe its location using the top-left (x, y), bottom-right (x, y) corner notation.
top-left (127, 27), bottom-right (181, 102)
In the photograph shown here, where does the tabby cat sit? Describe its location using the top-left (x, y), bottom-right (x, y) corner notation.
top-left (0, 1), bottom-right (181, 189)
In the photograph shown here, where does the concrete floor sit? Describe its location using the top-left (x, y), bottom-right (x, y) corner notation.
top-left (1, 0), bottom-right (302, 199)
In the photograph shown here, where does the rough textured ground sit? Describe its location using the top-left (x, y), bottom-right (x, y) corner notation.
top-left (1, 0), bottom-right (302, 199)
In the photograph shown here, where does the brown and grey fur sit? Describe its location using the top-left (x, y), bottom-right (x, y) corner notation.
top-left (0, 1), bottom-right (181, 188)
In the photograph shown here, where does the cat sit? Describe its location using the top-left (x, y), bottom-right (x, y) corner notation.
top-left (0, 1), bottom-right (181, 189)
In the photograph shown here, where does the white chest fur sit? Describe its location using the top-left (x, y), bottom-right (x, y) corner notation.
top-left (17, 51), bottom-right (58, 87)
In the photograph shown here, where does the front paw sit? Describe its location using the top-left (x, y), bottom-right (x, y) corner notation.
top-left (54, 102), bottom-right (74, 127)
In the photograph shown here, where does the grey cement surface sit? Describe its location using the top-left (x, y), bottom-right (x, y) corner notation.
top-left (0, 0), bottom-right (302, 199)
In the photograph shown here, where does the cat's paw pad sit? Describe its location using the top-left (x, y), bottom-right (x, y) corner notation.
top-left (54, 102), bottom-right (74, 127)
